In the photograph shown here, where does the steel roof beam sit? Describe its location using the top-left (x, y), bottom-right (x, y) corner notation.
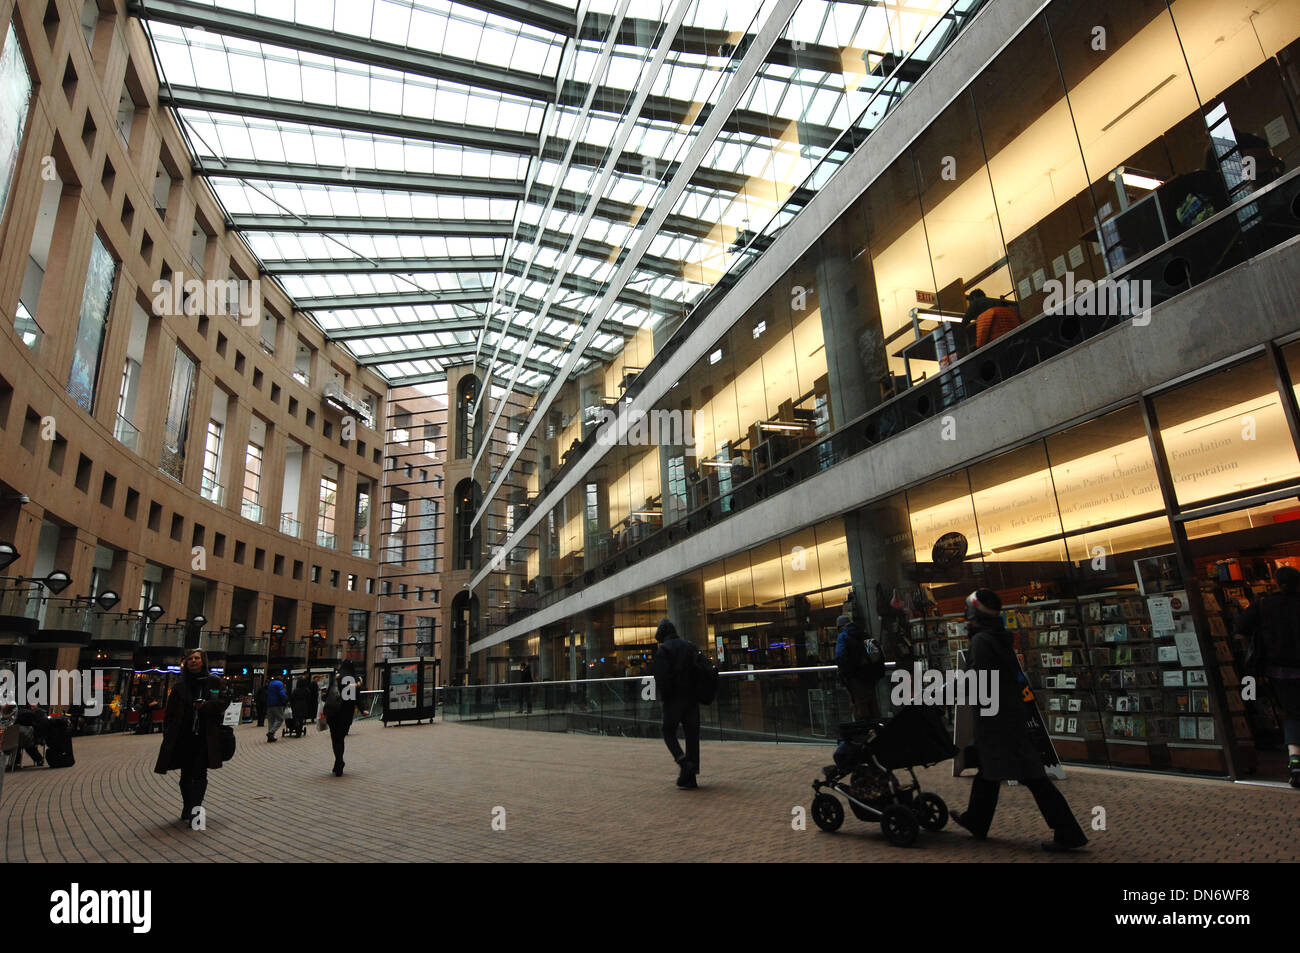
top-left (229, 215), bottom-right (516, 237)
top-left (162, 86), bottom-right (539, 154)
top-left (457, 0), bottom-right (577, 36)
top-left (130, 0), bottom-right (556, 101)
top-left (198, 158), bottom-right (528, 199)
top-left (297, 289), bottom-right (495, 310)
top-left (261, 255), bottom-right (503, 275)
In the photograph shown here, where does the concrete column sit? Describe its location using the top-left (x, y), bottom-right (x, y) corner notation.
top-left (157, 568), bottom-right (192, 625)
top-left (106, 550), bottom-right (146, 611)
top-left (665, 575), bottom-right (706, 648)
top-left (40, 195), bottom-right (96, 382)
top-left (0, 500), bottom-right (45, 578)
top-left (582, 605), bottom-right (615, 678)
top-left (93, 271), bottom-right (139, 432)
top-left (204, 581), bottom-right (234, 629)
top-left (55, 527), bottom-right (97, 597)
top-left (813, 214), bottom-right (886, 427)
top-left (262, 423), bottom-right (285, 524)
top-left (184, 370), bottom-right (216, 493)
top-left (299, 448), bottom-right (324, 543)
top-left (335, 464), bottom-right (357, 550)
top-left (0, 110), bottom-right (54, 317)
top-left (221, 394), bottom-right (251, 515)
top-left (842, 493), bottom-right (916, 652)
top-left (135, 320), bottom-right (173, 468)
top-left (248, 591), bottom-right (275, 638)
top-left (292, 599), bottom-right (312, 641)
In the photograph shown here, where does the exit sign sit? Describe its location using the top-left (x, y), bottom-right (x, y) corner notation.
top-left (915, 290), bottom-right (936, 305)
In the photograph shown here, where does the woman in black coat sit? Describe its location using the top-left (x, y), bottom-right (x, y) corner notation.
top-left (154, 649), bottom-right (230, 824)
top-left (951, 589), bottom-right (1087, 851)
top-left (324, 662), bottom-right (360, 777)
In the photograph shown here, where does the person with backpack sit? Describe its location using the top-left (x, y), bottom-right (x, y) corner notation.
top-left (154, 649), bottom-right (230, 825)
top-left (323, 663), bottom-right (360, 777)
top-left (265, 675), bottom-right (288, 741)
top-left (1236, 565), bottom-right (1300, 786)
top-left (835, 614), bottom-right (884, 720)
top-left (651, 618), bottom-right (703, 789)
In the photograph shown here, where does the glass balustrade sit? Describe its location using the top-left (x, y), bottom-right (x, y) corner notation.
top-left (440, 666), bottom-right (909, 745)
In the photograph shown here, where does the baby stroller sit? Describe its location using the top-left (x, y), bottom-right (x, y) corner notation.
top-left (810, 706), bottom-right (957, 847)
top-left (282, 708), bottom-right (310, 737)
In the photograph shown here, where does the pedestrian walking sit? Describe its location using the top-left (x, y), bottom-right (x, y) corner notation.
top-left (1236, 565), bottom-right (1300, 786)
top-left (651, 618), bottom-right (700, 789)
top-left (835, 614), bottom-right (884, 720)
top-left (517, 660), bottom-right (533, 713)
top-left (291, 675), bottom-right (315, 736)
top-left (951, 589), bottom-right (1087, 852)
top-left (265, 675), bottom-right (288, 741)
top-left (154, 649), bottom-right (230, 825)
top-left (323, 662), bottom-right (360, 776)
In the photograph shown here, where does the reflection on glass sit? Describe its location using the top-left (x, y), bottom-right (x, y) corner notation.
top-left (1155, 358), bottom-right (1300, 507)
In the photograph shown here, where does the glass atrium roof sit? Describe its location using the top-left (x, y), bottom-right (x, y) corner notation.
top-left (135, 0), bottom-right (971, 399)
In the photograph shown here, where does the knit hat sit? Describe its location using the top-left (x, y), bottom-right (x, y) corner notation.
top-left (836, 614), bottom-right (852, 628)
top-left (655, 618), bottom-right (678, 642)
top-left (966, 589), bottom-right (1002, 615)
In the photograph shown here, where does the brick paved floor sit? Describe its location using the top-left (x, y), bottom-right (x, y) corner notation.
top-left (1, 718), bottom-right (1295, 862)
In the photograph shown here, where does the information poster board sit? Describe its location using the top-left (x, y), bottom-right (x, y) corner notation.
top-left (381, 657), bottom-right (439, 725)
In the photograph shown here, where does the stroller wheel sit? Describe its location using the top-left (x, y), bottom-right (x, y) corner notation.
top-left (913, 792), bottom-right (949, 832)
top-left (880, 804), bottom-right (920, 847)
top-left (811, 793), bottom-right (844, 833)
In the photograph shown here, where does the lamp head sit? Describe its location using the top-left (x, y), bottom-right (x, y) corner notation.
top-left (44, 570), bottom-right (72, 595)
top-left (145, 603), bottom-right (165, 623)
top-left (95, 590), bottom-right (120, 612)
top-left (0, 542), bottom-right (18, 572)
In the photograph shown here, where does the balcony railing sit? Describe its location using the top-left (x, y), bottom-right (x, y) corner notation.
top-left (441, 666), bottom-right (878, 744)
top-left (317, 529), bottom-right (336, 549)
top-left (280, 514), bottom-right (301, 538)
top-left (199, 631), bottom-right (229, 654)
top-left (199, 475), bottom-right (224, 505)
top-left (322, 380), bottom-right (374, 428)
top-left (114, 414), bottom-right (140, 452)
top-left (352, 538), bottom-right (371, 558)
top-left (0, 581), bottom-right (42, 624)
top-left (269, 638), bottom-right (306, 659)
top-left (241, 497), bottom-right (263, 522)
top-left (228, 636), bottom-right (269, 657)
top-left (293, 369), bottom-right (310, 387)
top-left (145, 623), bottom-right (186, 649)
top-left (89, 614), bottom-right (144, 644)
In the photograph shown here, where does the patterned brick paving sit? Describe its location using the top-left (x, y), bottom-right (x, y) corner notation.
top-left (2, 718), bottom-right (1296, 862)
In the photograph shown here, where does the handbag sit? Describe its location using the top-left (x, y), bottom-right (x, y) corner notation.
top-left (1, 724), bottom-right (18, 753)
top-left (218, 725), bottom-right (236, 762)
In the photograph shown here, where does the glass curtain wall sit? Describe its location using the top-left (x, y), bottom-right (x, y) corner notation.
top-left (501, 0), bottom-right (1300, 620)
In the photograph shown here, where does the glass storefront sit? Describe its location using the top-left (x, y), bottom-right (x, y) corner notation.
top-left (502, 340), bottom-right (1300, 778)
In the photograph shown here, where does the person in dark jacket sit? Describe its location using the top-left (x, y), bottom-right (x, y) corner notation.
top-left (254, 683), bottom-right (267, 727)
top-left (265, 676), bottom-right (288, 741)
top-left (835, 615), bottom-right (879, 720)
top-left (651, 618), bottom-right (700, 789)
top-left (14, 703), bottom-right (47, 768)
top-left (516, 660), bottom-right (534, 713)
top-left (951, 589), bottom-right (1087, 852)
top-left (1236, 565), bottom-right (1300, 786)
top-left (154, 649), bottom-right (230, 825)
top-left (324, 662), bottom-right (360, 777)
top-left (290, 675), bottom-right (315, 734)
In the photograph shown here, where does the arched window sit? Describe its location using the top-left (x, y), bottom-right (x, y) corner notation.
top-left (452, 478), bottom-right (482, 571)
top-left (455, 374), bottom-right (483, 459)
